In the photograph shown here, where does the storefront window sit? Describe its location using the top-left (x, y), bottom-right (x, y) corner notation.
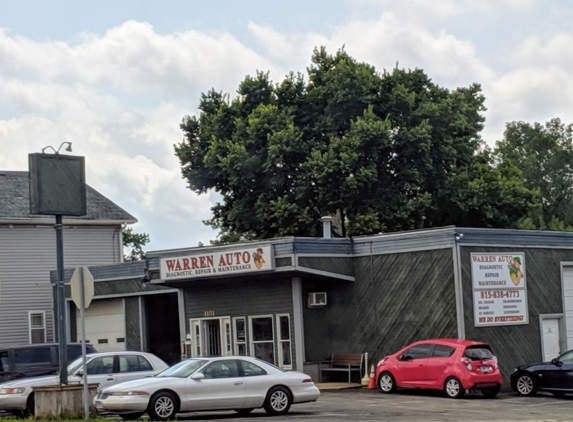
top-left (276, 314), bottom-right (292, 369)
top-left (193, 322), bottom-right (201, 357)
top-left (249, 316), bottom-right (275, 365)
top-left (233, 317), bottom-right (247, 356)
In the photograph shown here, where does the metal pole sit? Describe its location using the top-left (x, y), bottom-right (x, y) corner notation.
top-left (80, 268), bottom-right (89, 420)
top-left (56, 215), bottom-right (68, 384)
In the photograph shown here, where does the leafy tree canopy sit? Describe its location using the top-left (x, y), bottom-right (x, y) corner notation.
top-left (494, 118), bottom-right (573, 230)
top-left (123, 228), bottom-right (150, 261)
top-left (176, 47), bottom-right (538, 242)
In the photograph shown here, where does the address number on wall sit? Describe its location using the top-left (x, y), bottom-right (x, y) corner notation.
top-left (204, 310), bottom-right (216, 317)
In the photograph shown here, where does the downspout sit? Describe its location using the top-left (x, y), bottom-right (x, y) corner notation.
top-left (453, 233), bottom-right (465, 339)
top-left (371, 241), bottom-right (379, 357)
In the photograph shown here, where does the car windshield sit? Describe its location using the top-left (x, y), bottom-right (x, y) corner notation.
top-left (464, 346), bottom-right (493, 360)
top-left (67, 356), bottom-right (86, 374)
top-left (157, 359), bottom-right (207, 378)
top-left (559, 350), bottom-right (573, 364)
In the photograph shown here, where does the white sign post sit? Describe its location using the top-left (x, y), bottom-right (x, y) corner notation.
top-left (70, 267), bottom-right (94, 420)
top-left (471, 253), bottom-right (528, 327)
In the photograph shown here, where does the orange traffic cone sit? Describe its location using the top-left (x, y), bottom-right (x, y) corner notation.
top-left (367, 363), bottom-right (376, 389)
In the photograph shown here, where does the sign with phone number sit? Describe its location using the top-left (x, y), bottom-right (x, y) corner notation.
top-left (471, 253), bottom-right (528, 327)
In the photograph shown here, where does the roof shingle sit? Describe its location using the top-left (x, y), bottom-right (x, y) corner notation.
top-left (0, 171), bottom-right (137, 223)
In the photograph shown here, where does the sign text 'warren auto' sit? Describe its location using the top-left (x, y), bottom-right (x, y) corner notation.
top-left (471, 252), bottom-right (528, 327)
top-left (160, 246), bottom-right (273, 280)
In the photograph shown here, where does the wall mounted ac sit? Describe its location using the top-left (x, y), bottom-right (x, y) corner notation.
top-left (307, 292), bottom-right (327, 308)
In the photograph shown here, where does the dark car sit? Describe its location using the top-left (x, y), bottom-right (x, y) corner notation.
top-left (511, 349), bottom-right (573, 397)
top-left (0, 343), bottom-right (97, 382)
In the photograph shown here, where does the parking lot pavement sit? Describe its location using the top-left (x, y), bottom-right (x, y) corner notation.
top-left (171, 389), bottom-right (573, 422)
top-left (3, 389), bottom-right (571, 421)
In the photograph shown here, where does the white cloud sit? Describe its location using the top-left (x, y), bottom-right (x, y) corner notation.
top-left (0, 21), bottom-right (277, 250)
top-left (512, 34), bottom-right (573, 69)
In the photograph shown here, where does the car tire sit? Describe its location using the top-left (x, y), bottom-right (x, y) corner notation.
top-left (444, 377), bottom-right (464, 399)
top-left (480, 385), bottom-right (500, 398)
top-left (24, 393), bottom-right (35, 417)
top-left (263, 386), bottom-right (292, 415)
top-left (378, 372), bottom-right (397, 394)
top-left (147, 391), bottom-right (178, 421)
top-left (234, 408), bottom-right (254, 415)
top-left (515, 373), bottom-right (537, 396)
top-left (120, 412), bottom-right (145, 420)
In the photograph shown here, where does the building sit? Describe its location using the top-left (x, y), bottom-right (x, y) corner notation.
top-left (0, 171), bottom-right (136, 347)
top-left (62, 224), bottom-right (573, 387)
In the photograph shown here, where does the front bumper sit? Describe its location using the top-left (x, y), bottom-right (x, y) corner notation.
top-left (94, 394), bottom-right (150, 413)
top-left (0, 393), bottom-right (28, 411)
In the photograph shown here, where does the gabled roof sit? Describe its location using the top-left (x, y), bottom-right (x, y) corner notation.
top-left (0, 171), bottom-right (137, 224)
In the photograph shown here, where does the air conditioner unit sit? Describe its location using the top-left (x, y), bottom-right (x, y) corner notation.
top-left (307, 292), bottom-right (327, 308)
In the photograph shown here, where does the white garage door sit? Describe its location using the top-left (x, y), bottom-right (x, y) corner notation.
top-left (77, 298), bottom-right (126, 353)
top-left (563, 266), bottom-right (573, 350)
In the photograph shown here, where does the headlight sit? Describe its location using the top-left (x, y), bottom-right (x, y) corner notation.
top-left (377, 358), bottom-right (387, 366)
top-left (109, 391), bottom-right (150, 396)
top-left (513, 368), bottom-right (518, 373)
top-left (0, 388), bottom-right (25, 395)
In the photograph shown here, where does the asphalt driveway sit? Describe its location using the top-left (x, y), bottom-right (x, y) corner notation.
top-left (173, 388), bottom-right (573, 422)
top-left (3, 387), bottom-right (571, 421)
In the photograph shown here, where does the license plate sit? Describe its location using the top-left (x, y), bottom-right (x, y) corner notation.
top-left (479, 366), bottom-right (492, 372)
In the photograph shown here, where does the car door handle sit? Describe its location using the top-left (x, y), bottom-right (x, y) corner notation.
top-left (107, 377), bottom-right (115, 381)
top-left (234, 381), bottom-right (243, 385)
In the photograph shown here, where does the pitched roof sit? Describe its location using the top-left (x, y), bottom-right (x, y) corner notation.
top-left (0, 171), bottom-right (137, 223)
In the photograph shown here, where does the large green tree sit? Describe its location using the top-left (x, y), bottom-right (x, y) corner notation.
top-left (494, 118), bottom-right (573, 230)
top-left (176, 47), bottom-right (537, 241)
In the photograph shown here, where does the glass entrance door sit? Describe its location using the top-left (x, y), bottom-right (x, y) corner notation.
top-left (204, 319), bottom-right (221, 356)
top-left (189, 317), bottom-right (232, 358)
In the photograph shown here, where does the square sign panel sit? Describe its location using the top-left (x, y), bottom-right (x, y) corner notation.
top-left (29, 153), bottom-right (86, 216)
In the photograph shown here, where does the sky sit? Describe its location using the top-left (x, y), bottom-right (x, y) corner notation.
top-left (1, 0), bottom-right (573, 252)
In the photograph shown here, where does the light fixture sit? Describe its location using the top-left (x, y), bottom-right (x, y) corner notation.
top-left (41, 142), bottom-right (73, 155)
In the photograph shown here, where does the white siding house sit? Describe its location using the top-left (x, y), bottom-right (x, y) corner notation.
top-left (0, 171), bottom-right (136, 346)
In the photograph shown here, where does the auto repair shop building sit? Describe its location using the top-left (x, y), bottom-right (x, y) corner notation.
top-left (62, 226), bottom-right (573, 386)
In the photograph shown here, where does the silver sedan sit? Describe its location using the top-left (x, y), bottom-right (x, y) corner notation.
top-left (94, 356), bottom-right (320, 420)
top-left (0, 351), bottom-right (168, 416)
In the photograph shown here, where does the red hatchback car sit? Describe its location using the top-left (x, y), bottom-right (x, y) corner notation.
top-left (376, 339), bottom-right (502, 398)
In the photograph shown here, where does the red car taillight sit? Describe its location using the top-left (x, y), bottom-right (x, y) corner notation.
top-left (302, 378), bottom-right (313, 383)
top-left (461, 357), bottom-right (473, 371)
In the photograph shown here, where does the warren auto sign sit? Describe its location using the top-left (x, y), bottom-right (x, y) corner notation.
top-left (471, 252), bottom-right (528, 327)
top-left (160, 246), bottom-right (274, 280)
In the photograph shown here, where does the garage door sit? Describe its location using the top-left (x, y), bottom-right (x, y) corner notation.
top-left (77, 298), bottom-right (126, 353)
top-left (563, 266), bottom-right (573, 350)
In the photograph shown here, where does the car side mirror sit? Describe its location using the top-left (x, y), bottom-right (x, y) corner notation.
top-left (551, 358), bottom-right (562, 367)
top-left (400, 355), bottom-right (413, 361)
top-left (191, 372), bottom-right (205, 380)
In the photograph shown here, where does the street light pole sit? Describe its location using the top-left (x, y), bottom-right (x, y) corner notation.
top-left (29, 143), bottom-right (85, 387)
top-left (55, 214), bottom-right (68, 384)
